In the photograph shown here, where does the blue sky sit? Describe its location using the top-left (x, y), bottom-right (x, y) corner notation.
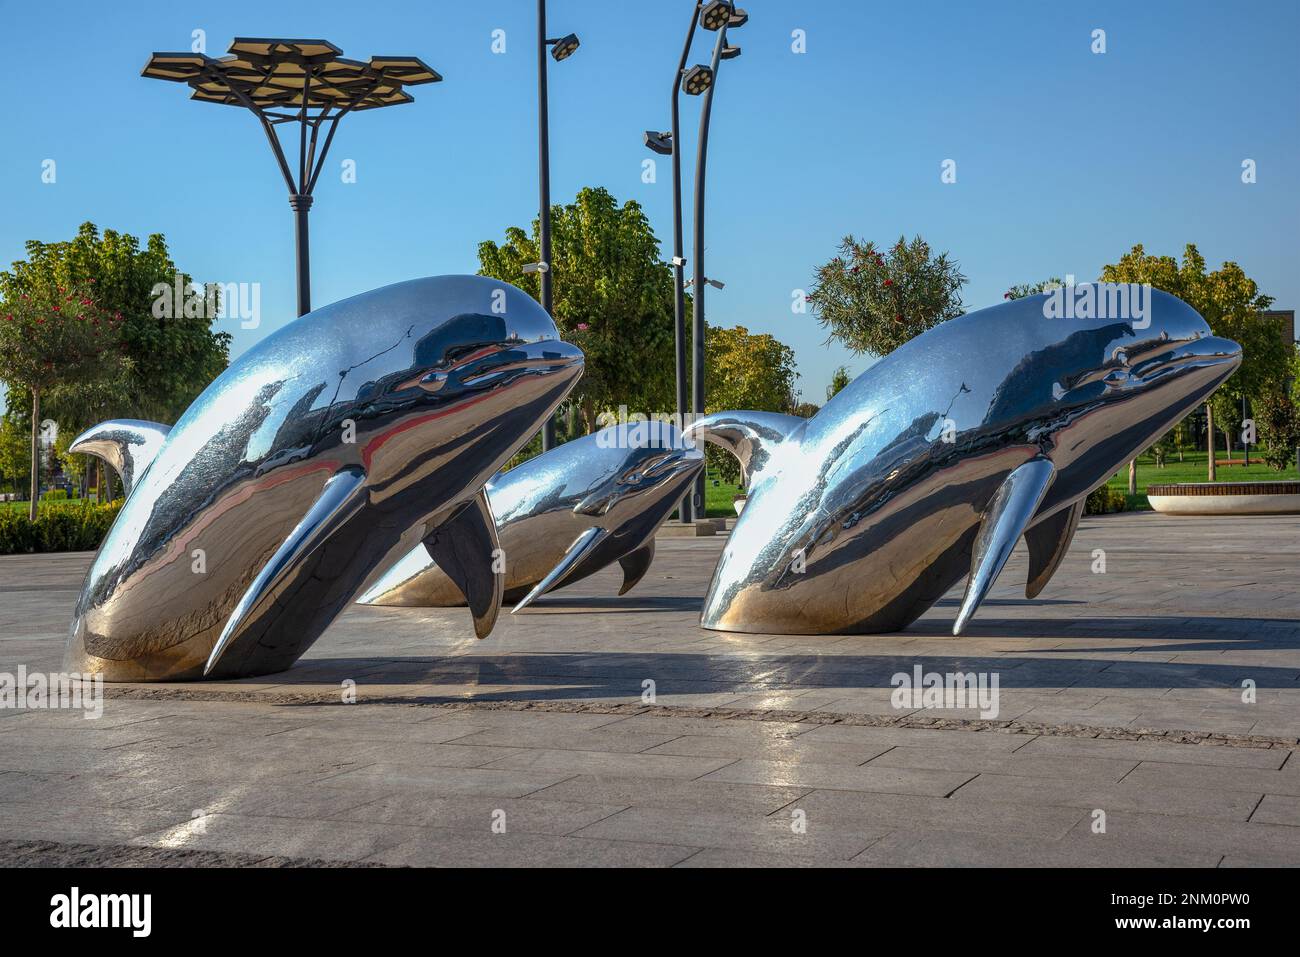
top-left (1, 0), bottom-right (1297, 406)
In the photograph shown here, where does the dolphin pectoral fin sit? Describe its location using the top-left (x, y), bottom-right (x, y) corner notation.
top-left (1024, 499), bottom-right (1084, 599)
top-left (205, 467), bottom-right (368, 676)
top-left (683, 411), bottom-right (804, 485)
top-left (69, 419), bottom-right (171, 498)
top-left (618, 541), bottom-right (655, 596)
top-left (954, 458), bottom-right (1057, 636)
top-left (423, 489), bottom-right (502, 639)
top-left (511, 526), bottom-right (608, 613)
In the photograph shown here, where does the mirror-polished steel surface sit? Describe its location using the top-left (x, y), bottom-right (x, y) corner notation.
top-left (358, 420), bottom-right (703, 611)
top-left (68, 420), bottom-right (172, 497)
top-left (66, 275), bottom-right (583, 681)
top-left (687, 287), bottom-right (1241, 636)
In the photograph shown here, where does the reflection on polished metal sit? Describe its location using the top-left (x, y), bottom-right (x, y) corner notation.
top-left (358, 420), bottom-right (703, 611)
top-left (68, 420), bottom-right (171, 497)
top-left (66, 275), bottom-right (583, 681)
top-left (687, 287), bottom-right (1241, 637)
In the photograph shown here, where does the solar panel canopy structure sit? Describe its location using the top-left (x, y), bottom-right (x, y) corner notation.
top-left (142, 38), bottom-right (441, 315)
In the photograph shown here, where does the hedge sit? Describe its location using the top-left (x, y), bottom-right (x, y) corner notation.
top-left (1083, 485), bottom-right (1127, 515)
top-left (0, 501), bottom-right (122, 554)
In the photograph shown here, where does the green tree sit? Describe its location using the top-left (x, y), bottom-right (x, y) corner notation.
top-left (1003, 278), bottom-right (1066, 300)
top-left (1256, 390), bottom-right (1300, 471)
top-left (0, 280), bottom-right (126, 519)
top-left (477, 188), bottom-right (675, 435)
top-left (704, 324), bottom-right (799, 484)
top-left (0, 413), bottom-right (30, 496)
top-left (826, 365), bottom-right (851, 401)
top-left (1100, 244), bottom-right (1284, 481)
top-left (0, 222), bottom-right (232, 425)
top-left (807, 234), bottom-right (966, 357)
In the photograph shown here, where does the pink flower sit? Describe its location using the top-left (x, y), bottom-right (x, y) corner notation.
top-left (576, 323), bottom-right (589, 331)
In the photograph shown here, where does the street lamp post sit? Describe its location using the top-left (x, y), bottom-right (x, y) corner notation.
top-left (668, 3), bottom-right (701, 522)
top-left (535, 4), bottom-right (580, 451)
top-left (689, 2), bottom-right (745, 520)
top-left (142, 38), bottom-right (441, 317)
top-left (644, 2), bottom-right (744, 522)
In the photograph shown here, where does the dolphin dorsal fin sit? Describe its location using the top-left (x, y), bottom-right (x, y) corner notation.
top-left (511, 526), bottom-right (608, 613)
top-left (1024, 499), bottom-right (1084, 599)
top-left (205, 467), bottom-right (368, 676)
top-left (69, 419), bottom-right (171, 498)
top-left (953, 458), bottom-right (1057, 635)
top-left (683, 411), bottom-right (804, 485)
top-left (422, 489), bottom-right (503, 639)
top-left (618, 540), bottom-right (655, 596)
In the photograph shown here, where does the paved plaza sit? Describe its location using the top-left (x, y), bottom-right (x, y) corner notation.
top-left (1, 512), bottom-right (1298, 867)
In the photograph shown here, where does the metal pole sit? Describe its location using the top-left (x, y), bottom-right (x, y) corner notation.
top-left (671, 3), bottom-right (701, 522)
top-left (690, 20), bottom-right (727, 521)
top-left (289, 194), bottom-right (312, 316)
top-left (537, 0), bottom-right (556, 451)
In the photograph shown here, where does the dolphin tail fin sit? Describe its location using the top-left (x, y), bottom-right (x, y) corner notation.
top-left (617, 540), bottom-right (655, 596)
top-left (422, 489), bottom-right (502, 639)
top-left (511, 526), bottom-right (608, 613)
top-left (954, 458), bottom-right (1056, 636)
top-left (205, 467), bottom-right (368, 676)
top-left (683, 411), bottom-right (805, 486)
top-left (69, 419), bottom-right (171, 498)
top-left (1024, 499), bottom-right (1084, 599)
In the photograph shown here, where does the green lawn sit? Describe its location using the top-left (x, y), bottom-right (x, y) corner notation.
top-left (1104, 451), bottom-right (1297, 509)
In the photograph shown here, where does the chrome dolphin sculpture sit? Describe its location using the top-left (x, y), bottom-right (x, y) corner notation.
top-left (688, 285), bottom-right (1240, 636)
top-left (66, 275), bottom-right (583, 681)
top-left (357, 419), bottom-right (703, 611)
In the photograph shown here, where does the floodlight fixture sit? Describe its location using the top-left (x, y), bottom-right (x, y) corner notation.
top-left (548, 33), bottom-right (580, 62)
top-left (681, 64), bottom-right (714, 95)
top-left (643, 130), bottom-right (673, 155)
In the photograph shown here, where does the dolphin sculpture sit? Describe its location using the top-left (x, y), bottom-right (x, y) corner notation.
top-left (357, 419), bottom-right (704, 611)
top-left (66, 275), bottom-right (583, 681)
top-left (687, 285), bottom-right (1240, 636)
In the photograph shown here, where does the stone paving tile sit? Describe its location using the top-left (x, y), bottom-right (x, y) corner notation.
top-left (527, 775), bottom-right (809, 815)
top-left (785, 788), bottom-right (1087, 839)
top-left (572, 806), bottom-right (886, 860)
top-left (442, 726), bottom-right (685, 754)
top-left (596, 714), bottom-right (812, 739)
top-left (863, 747), bottom-right (1139, 783)
top-left (1063, 809), bottom-right (1300, 861)
top-left (482, 747), bottom-right (735, 780)
top-left (332, 795), bottom-right (626, 835)
top-left (1252, 794), bottom-right (1300, 827)
top-left (854, 828), bottom-right (1223, 867)
top-left (1122, 761), bottom-right (1300, 797)
top-left (1, 802), bottom-right (194, 845)
top-left (643, 734), bottom-right (892, 766)
top-left (131, 812), bottom-right (414, 861)
top-left (953, 773), bottom-right (1263, 820)
top-left (701, 758), bottom-right (975, 796)
top-left (673, 847), bottom-right (868, 868)
top-left (314, 764), bottom-right (574, 798)
top-left (364, 828), bottom-right (699, 867)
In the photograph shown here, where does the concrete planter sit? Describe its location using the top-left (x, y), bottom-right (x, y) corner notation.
top-left (1147, 481), bottom-right (1300, 515)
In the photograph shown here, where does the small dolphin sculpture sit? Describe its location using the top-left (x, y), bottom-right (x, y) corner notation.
top-left (67, 275), bottom-right (583, 680)
top-left (357, 419), bottom-right (703, 611)
top-left (688, 286), bottom-right (1240, 636)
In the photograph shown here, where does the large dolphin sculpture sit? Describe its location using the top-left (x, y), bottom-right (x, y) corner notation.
top-left (687, 285), bottom-right (1240, 636)
top-left (66, 275), bottom-right (583, 681)
top-left (357, 419), bottom-right (703, 611)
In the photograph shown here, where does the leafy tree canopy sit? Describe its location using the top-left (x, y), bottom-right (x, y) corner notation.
top-left (808, 234), bottom-right (966, 357)
top-left (0, 222), bottom-right (231, 425)
top-left (477, 187), bottom-right (676, 434)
